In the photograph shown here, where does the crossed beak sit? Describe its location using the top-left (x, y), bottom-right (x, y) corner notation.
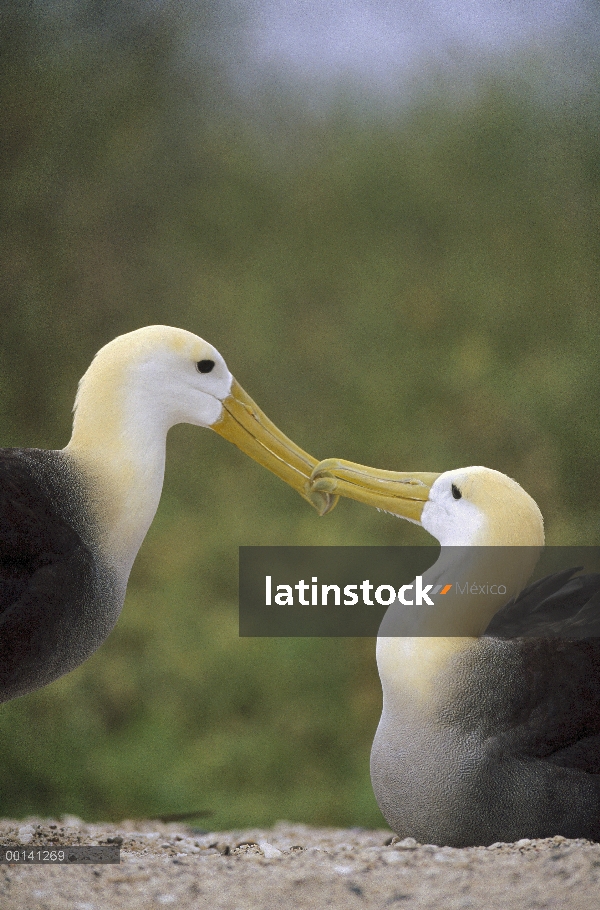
top-left (212, 379), bottom-right (338, 516)
top-left (309, 458), bottom-right (440, 522)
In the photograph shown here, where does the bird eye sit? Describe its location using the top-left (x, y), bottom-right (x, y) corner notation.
top-left (451, 484), bottom-right (462, 500)
top-left (197, 359), bottom-right (215, 374)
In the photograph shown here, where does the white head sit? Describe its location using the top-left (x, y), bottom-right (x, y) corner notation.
top-left (421, 466), bottom-right (544, 547)
top-left (72, 325), bottom-right (234, 439)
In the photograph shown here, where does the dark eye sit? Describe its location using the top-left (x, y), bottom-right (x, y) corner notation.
top-left (197, 359), bottom-right (215, 374)
top-left (451, 484), bottom-right (462, 500)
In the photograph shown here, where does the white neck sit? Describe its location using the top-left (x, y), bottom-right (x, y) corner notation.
top-left (63, 366), bottom-right (169, 578)
top-left (377, 543), bottom-right (542, 703)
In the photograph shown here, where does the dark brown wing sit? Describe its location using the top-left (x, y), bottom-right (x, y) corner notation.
top-left (460, 637), bottom-right (600, 776)
top-left (0, 449), bottom-right (117, 703)
top-left (0, 452), bottom-right (83, 612)
top-left (485, 569), bottom-right (600, 638)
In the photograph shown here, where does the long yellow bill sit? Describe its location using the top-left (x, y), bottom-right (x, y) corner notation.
top-left (212, 379), bottom-right (338, 516)
top-left (310, 458), bottom-right (440, 522)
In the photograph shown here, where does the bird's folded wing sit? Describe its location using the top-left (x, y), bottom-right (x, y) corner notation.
top-left (485, 568), bottom-right (600, 638)
top-left (0, 450), bottom-right (104, 701)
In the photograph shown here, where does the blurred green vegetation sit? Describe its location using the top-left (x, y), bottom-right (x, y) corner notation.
top-left (1, 2), bottom-right (600, 828)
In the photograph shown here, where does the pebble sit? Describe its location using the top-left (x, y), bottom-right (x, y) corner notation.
top-left (17, 825), bottom-right (35, 844)
top-left (259, 841), bottom-right (283, 859)
top-left (393, 837), bottom-right (419, 850)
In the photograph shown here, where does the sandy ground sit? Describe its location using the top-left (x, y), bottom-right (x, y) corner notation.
top-left (0, 818), bottom-right (599, 909)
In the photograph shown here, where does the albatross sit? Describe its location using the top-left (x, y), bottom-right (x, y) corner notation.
top-left (310, 460), bottom-right (600, 846)
top-left (0, 325), bottom-right (337, 704)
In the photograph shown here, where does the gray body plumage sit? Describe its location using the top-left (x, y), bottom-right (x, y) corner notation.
top-left (0, 449), bottom-right (121, 703)
top-left (372, 634), bottom-right (600, 846)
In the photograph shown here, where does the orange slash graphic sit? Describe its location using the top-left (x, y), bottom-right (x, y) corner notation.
top-left (440, 584), bottom-right (452, 595)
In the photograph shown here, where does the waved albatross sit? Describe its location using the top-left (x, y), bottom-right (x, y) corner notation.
top-left (311, 460), bottom-right (600, 846)
top-left (0, 325), bottom-right (336, 704)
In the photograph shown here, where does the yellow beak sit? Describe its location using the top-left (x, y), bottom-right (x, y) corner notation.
top-left (212, 379), bottom-right (338, 516)
top-left (310, 458), bottom-right (440, 522)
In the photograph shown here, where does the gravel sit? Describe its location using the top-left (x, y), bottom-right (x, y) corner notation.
top-left (1, 817), bottom-right (599, 909)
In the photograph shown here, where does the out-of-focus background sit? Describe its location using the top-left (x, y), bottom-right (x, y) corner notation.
top-left (1, 0), bottom-right (599, 828)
